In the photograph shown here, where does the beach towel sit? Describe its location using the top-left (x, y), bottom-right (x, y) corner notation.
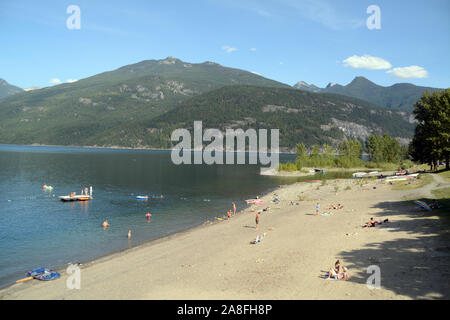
top-left (323, 272), bottom-right (345, 280)
top-left (414, 200), bottom-right (432, 212)
top-left (320, 212), bottom-right (332, 216)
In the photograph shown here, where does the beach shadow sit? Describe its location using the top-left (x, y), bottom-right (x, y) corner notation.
top-left (243, 225), bottom-right (256, 229)
top-left (336, 197), bottom-right (450, 299)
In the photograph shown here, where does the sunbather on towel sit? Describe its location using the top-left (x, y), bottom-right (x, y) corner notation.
top-left (363, 218), bottom-right (389, 228)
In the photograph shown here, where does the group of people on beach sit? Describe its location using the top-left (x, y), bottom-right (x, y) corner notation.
top-left (227, 203), bottom-right (237, 219)
top-left (326, 260), bottom-right (349, 280)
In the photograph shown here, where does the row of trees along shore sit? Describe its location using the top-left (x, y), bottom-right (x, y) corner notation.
top-left (279, 88), bottom-right (449, 172)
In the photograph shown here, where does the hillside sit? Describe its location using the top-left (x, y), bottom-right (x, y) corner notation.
top-left (293, 76), bottom-right (442, 111)
top-left (93, 86), bottom-right (416, 150)
top-left (0, 57), bottom-right (289, 145)
top-left (0, 79), bottom-right (23, 99)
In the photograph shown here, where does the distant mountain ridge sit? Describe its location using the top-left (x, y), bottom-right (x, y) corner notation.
top-left (0, 57), bottom-right (290, 146)
top-left (0, 78), bottom-right (23, 99)
top-left (293, 76), bottom-right (442, 111)
top-left (101, 85), bottom-right (416, 150)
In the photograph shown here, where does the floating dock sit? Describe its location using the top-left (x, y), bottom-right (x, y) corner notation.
top-left (59, 195), bottom-right (93, 202)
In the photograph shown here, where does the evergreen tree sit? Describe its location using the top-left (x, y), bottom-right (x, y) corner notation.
top-left (409, 89), bottom-right (450, 170)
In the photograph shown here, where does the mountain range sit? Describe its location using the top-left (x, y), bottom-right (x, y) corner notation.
top-left (293, 76), bottom-right (441, 111)
top-left (0, 79), bottom-right (23, 99)
top-left (0, 57), bottom-right (443, 149)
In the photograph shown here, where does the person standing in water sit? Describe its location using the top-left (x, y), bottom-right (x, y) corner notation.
top-left (102, 220), bottom-right (110, 230)
top-left (232, 202), bottom-right (236, 216)
top-left (146, 212), bottom-right (152, 222)
top-left (127, 230), bottom-right (131, 239)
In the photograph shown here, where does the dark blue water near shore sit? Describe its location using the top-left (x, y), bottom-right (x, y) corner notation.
top-left (0, 145), bottom-right (350, 288)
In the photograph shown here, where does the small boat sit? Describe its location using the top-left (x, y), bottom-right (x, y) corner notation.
top-left (352, 172), bottom-right (368, 178)
top-left (34, 270), bottom-right (60, 281)
top-left (59, 195), bottom-right (93, 202)
top-left (246, 198), bottom-right (260, 204)
top-left (16, 267), bottom-right (59, 283)
top-left (27, 267), bottom-right (49, 277)
top-left (136, 195), bottom-right (149, 200)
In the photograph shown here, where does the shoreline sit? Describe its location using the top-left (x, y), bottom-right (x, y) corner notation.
top-left (1, 174), bottom-right (448, 299)
top-left (0, 143), bottom-right (297, 155)
top-left (0, 182), bottom-right (281, 292)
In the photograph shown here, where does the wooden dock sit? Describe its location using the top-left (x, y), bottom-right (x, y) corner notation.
top-left (59, 195), bottom-right (93, 202)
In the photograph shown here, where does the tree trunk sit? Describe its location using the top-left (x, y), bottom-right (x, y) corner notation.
top-left (446, 153), bottom-right (449, 170)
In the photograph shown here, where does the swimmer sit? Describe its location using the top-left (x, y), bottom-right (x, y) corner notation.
top-left (102, 220), bottom-right (110, 229)
top-left (127, 230), bottom-right (131, 239)
top-left (146, 212), bottom-right (152, 222)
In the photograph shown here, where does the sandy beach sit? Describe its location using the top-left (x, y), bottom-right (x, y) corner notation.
top-left (1, 174), bottom-right (449, 300)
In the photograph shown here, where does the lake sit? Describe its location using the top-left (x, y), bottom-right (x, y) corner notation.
top-left (0, 145), bottom-right (351, 288)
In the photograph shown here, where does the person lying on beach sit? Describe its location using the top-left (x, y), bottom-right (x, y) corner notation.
top-left (363, 218), bottom-right (389, 228)
top-left (251, 233), bottom-right (266, 244)
top-left (430, 200), bottom-right (440, 209)
top-left (327, 204), bottom-right (344, 210)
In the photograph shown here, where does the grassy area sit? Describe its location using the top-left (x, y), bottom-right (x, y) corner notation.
top-left (391, 174), bottom-right (434, 190)
top-left (432, 187), bottom-right (450, 200)
top-left (437, 170), bottom-right (450, 183)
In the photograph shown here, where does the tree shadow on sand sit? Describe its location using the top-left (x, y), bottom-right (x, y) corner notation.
top-left (338, 197), bottom-right (450, 299)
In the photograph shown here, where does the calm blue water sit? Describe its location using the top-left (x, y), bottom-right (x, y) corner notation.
top-left (0, 145), bottom-right (350, 288)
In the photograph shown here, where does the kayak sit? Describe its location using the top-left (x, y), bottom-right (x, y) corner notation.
top-left (246, 199), bottom-right (260, 204)
top-left (136, 196), bottom-right (149, 200)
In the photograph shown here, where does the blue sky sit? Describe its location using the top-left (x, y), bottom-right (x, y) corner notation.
top-left (0, 0), bottom-right (449, 89)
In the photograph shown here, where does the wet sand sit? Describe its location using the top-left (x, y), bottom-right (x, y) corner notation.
top-left (1, 175), bottom-right (449, 300)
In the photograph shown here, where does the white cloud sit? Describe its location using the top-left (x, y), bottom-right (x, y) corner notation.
top-left (250, 48), bottom-right (257, 51)
top-left (66, 79), bottom-right (78, 83)
top-left (49, 78), bottom-right (62, 85)
top-left (221, 45), bottom-right (237, 53)
top-left (387, 66), bottom-right (428, 79)
top-left (342, 54), bottom-right (392, 70)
